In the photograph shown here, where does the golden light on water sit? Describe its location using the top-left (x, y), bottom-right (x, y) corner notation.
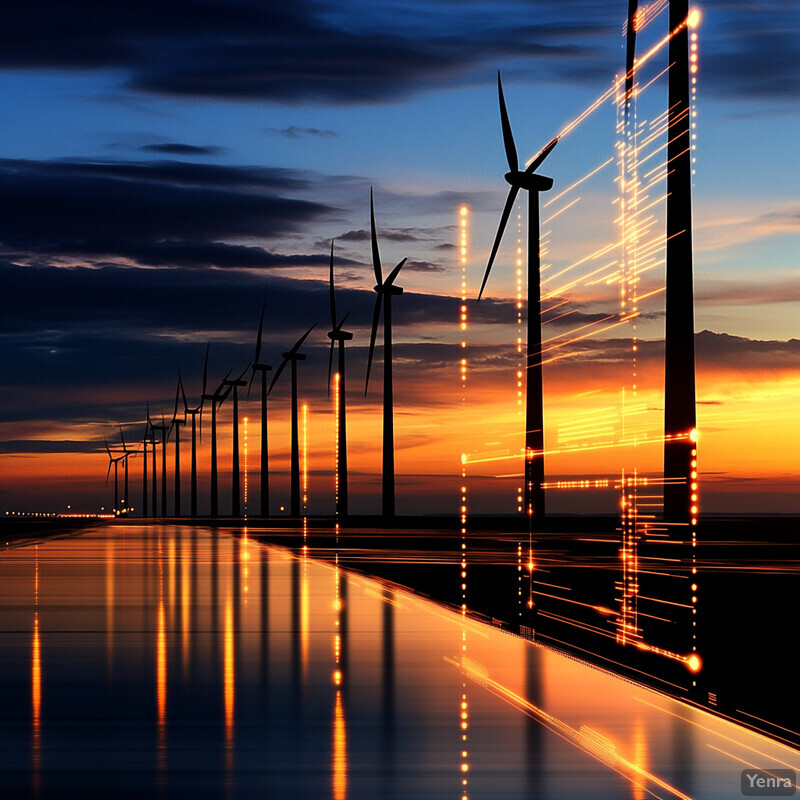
top-left (332, 690), bottom-right (348, 800)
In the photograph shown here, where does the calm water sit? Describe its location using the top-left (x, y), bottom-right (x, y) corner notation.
top-left (0, 524), bottom-right (797, 799)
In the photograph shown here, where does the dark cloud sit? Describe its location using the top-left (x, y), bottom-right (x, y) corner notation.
top-left (0, 440), bottom-right (103, 455)
top-left (702, 2), bottom-right (800, 100)
top-left (0, 158), bottom-right (332, 270)
top-left (0, 0), bottom-right (614, 104)
top-left (140, 143), bottom-right (224, 156)
top-left (265, 127), bottom-right (338, 139)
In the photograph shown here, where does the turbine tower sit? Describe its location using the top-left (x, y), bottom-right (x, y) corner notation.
top-left (182, 345), bottom-right (208, 518)
top-left (141, 422), bottom-right (149, 518)
top-left (118, 424), bottom-right (136, 516)
top-left (202, 367), bottom-right (233, 517)
top-left (147, 409), bottom-right (170, 517)
top-left (222, 365), bottom-right (250, 518)
top-left (663, 0), bottom-right (697, 521)
top-left (104, 439), bottom-right (125, 517)
top-left (249, 305), bottom-right (272, 517)
top-left (327, 240), bottom-right (353, 518)
top-left (270, 324), bottom-right (316, 517)
top-left (365, 189), bottom-right (407, 518)
top-left (478, 71), bottom-right (558, 522)
top-left (169, 377), bottom-right (186, 517)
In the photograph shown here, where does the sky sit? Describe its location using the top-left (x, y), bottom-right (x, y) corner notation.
top-left (1, 0), bottom-right (798, 517)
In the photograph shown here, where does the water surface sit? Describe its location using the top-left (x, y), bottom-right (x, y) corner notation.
top-left (0, 525), bottom-right (796, 798)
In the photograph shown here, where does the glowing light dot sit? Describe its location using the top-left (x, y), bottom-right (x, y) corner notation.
top-left (687, 8), bottom-right (701, 28)
top-left (687, 654), bottom-right (702, 672)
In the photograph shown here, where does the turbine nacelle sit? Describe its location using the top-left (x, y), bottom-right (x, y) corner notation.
top-left (504, 171), bottom-right (554, 192)
top-left (373, 283), bottom-right (404, 296)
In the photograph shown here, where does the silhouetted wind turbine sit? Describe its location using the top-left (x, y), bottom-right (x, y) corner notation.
top-left (148, 406), bottom-right (170, 517)
top-left (365, 189), bottom-right (407, 518)
top-left (182, 345), bottom-right (208, 518)
top-left (145, 404), bottom-right (160, 516)
top-left (104, 439), bottom-right (125, 517)
top-left (141, 421), bottom-right (149, 517)
top-left (249, 304), bottom-right (272, 517)
top-left (270, 324), bottom-right (316, 517)
top-left (478, 71), bottom-right (558, 522)
top-left (118, 424), bottom-right (136, 515)
top-left (327, 240), bottom-right (353, 518)
top-left (222, 364), bottom-right (250, 517)
top-left (202, 366), bottom-right (233, 517)
top-left (169, 377), bottom-right (186, 517)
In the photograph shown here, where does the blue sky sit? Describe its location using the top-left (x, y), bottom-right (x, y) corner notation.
top-left (1, 0), bottom-right (798, 513)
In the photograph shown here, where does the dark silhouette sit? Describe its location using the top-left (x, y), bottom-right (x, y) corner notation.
top-left (624, 0), bottom-right (639, 110)
top-left (222, 365), bottom-right (250, 517)
top-left (249, 305), bottom-right (272, 517)
top-left (365, 189), bottom-right (407, 518)
top-left (104, 438), bottom-right (125, 516)
top-left (141, 422), bottom-right (149, 518)
top-left (202, 366), bottom-right (233, 517)
top-left (181, 345), bottom-right (208, 518)
top-left (118, 424), bottom-right (135, 515)
top-left (147, 410), bottom-right (170, 517)
top-left (478, 71), bottom-right (557, 521)
top-left (270, 324), bottom-right (316, 517)
top-left (169, 378), bottom-right (186, 517)
top-left (663, 0), bottom-right (697, 521)
top-left (327, 241), bottom-right (353, 518)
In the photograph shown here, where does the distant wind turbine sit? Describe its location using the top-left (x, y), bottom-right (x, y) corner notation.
top-left (148, 408), bottom-right (171, 517)
top-left (202, 367), bottom-right (233, 517)
top-left (118, 424), bottom-right (136, 515)
top-left (169, 377), bottom-right (186, 517)
top-left (104, 439), bottom-right (125, 517)
top-left (478, 71), bottom-right (558, 522)
top-left (365, 189), bottom-right (406, 518)
top-left (222, 364), bottom-right (250, 517)
top-left (270, 324), bottom-right (316, 517)
top-left (181, 345), bottom-right (208, 518)
top-left (327, 240), bottom-right (353, 518)
top-left (140, 421), bottom-right (149, 518)
top-left (248, 305), bottom-right (272, 517)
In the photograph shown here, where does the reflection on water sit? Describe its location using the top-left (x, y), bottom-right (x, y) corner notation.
top-left (0, 524), bottom-right (798, 799)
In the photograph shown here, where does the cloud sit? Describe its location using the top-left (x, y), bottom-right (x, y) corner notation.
top-left (264, 126), bottom-right (338, 139)
top-left (140, 143), bottom-right (224, 156)
top-left (0, 157), bottom-right (333, 269)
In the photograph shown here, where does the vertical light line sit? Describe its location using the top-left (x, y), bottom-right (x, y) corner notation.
top-left (302, 403), bottom-right (309, 548)
top-left (32, 548), bottom-right (41, 795)
top-left (243, 416), bottom-right (248, 519)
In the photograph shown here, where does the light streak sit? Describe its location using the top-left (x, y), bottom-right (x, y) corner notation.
top-left (452, 657), bottom-right (695, 800)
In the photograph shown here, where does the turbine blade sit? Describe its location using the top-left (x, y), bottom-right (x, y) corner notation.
top-left (268, 358), bottom-right (288, 396)
top-left (255, 301), bottom-right (265, 364)
top-left (179, 372), bottom-right (188, 412)
top-left (106, 460), bottom-right (112, 485)
top-left (247, 365), bottom-right (256, 400)
top-left (235, 362), bottom-right (251, 383)
top-left (202, 343), bottom-right (210, 397)
top-left (119, 424), bottom-right (127, 451)
top-left (370, 187), bottom-right (383, 284)
top-left (526, 136), bottom-right (558, 174)
top-left (172, 379), bottom-right (180, 422)
top-left (327, 339), bottom-right (335, 398)
top-left (334, 310), bottom-right (351, 332)
top-left (146, 401), bottom-right (153, 427)
top-left (498, 71), bottom-right (519, 174)
top-left (478, 185), bottom-right (519, 301)
top-left (329, 239), bottom-right (337, 330)
top-left (364, 294), bottom-right (381, 395)
top-left (105, 438), bottom-right (112, 457)
top-left (385, 258), bottom-right (406, 287)
top-left (290, 323), bottom-right (317, 354)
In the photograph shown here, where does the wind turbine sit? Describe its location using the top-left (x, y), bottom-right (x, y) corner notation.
top-left (249, 304), bottom-right (272, 517)
top-left (478, 71), bottom-right (558, 522)
top-left (269, 324), bottom-right (316, 517)
top-left (327, 240), bottom-right (353, 518)
top-left (118, 424), bottom-right (136, 516)
top-left (104, 439), bottom-right (125, 517)
top-left (365, 188), bottom-right (407, 518)
top-left (182, 345), bottom-right (208, 518)
top-left (202, 367), bottom-right (233, 517)
top-left (222, 364), bottom-right (250, 518)
top-left (141, 421), bottom-right (149, 517)
top-left (147, 406), bottom-right (170, 517)
top-left (145, 404), bottom-right (161, 517)
top-left (169, 377), bottom-right (186, 517)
